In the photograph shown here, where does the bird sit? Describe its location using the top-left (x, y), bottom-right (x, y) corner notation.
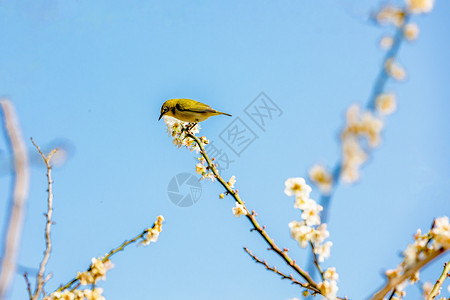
top-left (158, 99), bottom-right (231, 123)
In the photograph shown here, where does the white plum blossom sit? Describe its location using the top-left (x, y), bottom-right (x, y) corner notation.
top-left (232, 203), bottom-right (247, 217)
top-left (284, 177), bottom-right (312, 199)
top-left (289, 221), bottom-right (313, 248)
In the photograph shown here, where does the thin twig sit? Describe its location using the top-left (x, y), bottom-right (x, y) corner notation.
top-left (244, 247), bottom-right (307, 287)
top-left (30, 138), bottom-right (57, 300)
top-left (0, 100), bottom-right (30, 299)
top-left (56, 224), bottom-right (157, 292)
top-left (24, 273), bottom-right (32, 300)
top-left (387, 288), bottom-right (397, 300)
top-left (186, 131), bottom-right (322, 295)
top-left (309, 241), bottom-right (325, 282)
top-left (371, 247), bottom-right (447, 300)
top-left (428, 259), bottom-right (450, 300)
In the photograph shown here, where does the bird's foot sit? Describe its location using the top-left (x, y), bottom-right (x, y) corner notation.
top-left (185, 122), bottom-right (197, 132)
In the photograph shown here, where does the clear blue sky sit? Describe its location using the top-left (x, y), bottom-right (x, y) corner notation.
top-left (1, 0), bottom-right (449, 299)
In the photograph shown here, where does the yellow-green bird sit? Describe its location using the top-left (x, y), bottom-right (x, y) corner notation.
top-left (158, 99), bottom-right (232, 123)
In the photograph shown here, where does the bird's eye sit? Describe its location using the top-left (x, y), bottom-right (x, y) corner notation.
top-left (164, 107), bottom-right (169, 112)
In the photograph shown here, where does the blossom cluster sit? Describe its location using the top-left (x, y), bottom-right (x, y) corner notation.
top-left (164, 116), bottom-right (200, 152)
top-left (195, 154), bottom-right (216, 182)
top-left (77, 257), bottom-right (114, 285)
top-left (308, 164), bottom-right (333, 195)
top-left (384, 217), bottom-right (450, 299)
top-left (340, 105), bottom-right (383, 183)
top-left (285, 178), bottom-right (338, 299)
top-left (141, 215), bottom-right (165, 246)
top-left (338, 0), bottom-right (433, 185)
top-left (44, 288), bottom-right (105, 300)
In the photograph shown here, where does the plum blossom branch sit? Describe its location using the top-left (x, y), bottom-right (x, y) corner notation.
top-left (30, 138), bottom-right (58, 300)
top-left (370, 216), bottom-right (450, 300)
top-left (428, 259), bottom-right (450, 300)
top-left (53, 215), bottom-right (164, 296)
top-left (371, 247), bottom-right (445, 300)
top-left (307, 0), bottom-right (434, 280)
top-left (179, 128), bottom-right (336, 297)
top-left (243, 247), bottom-right (307, 288)
top-left (0, 100), bottom-right (30, 298)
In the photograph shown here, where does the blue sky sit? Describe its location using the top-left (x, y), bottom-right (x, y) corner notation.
top-left (1, 0), bottom-right (449, 299)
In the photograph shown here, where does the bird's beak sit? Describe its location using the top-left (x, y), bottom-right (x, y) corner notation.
top-left (158, 112), bottom-right (165, 121)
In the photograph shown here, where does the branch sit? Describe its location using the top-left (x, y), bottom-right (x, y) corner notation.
top-left (371, 247), bottom-right (448, 300)
top-left (56, 219), bottom-right (162, 293)
top-left (30, 138), bottom-right (57, 300)
top-left (24, 273), bottom-right (32, 300)
top-left (186, 131), bottom-right (321, 295)
top-left (309, 241), bottom-right (325, 282)
top-left (428, 259), bottom-right (450, 300)
top-left (308, 12), bottom-right (412, 280)
top-left (0, 100), bottom-right (30, 299)
top-left (243, 247), bottom-right (307, 287)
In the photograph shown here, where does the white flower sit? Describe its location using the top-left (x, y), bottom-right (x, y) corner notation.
top-left (309, 164), bottom-right (333, 194)
top-left (83, 288), bottom-right (105, 300)
top-left (403, 243), bottom-right (419, 268)
top-left (314, 241), bottom-right (332, 262)
top-left (141, 215), bottom-right (164, 246)
top-left (432, 216), bottom-right (450, 249)
top-left (311, 223), bottom-right (330, 244)
top-left (385, 58), bottom-right (407, 81)
top-left (232, 203), bottom-right (247, 217)
top-left (301, 199), bottom-right (323, 226)
top-left (318, 279), bottom-right (338, 300)
top-left (195, 163), bottom-right (206, 175)
top-left (422, 282), bottom-right (433, 299)
top-left (404, 23), bottom-right (419, 41)
top-left (228, 176), bottom-right (236, 188)
top-left (380, 36), bottom-right (394, 50)
top-left (289, 221), bottom-right (313, 248)
top-left (77, 258), bottom-right (114, 285)
top-left (324, 267), bottom-right (339, 281)
top-left (164, 116), bottom-right (201, 152)
top-left (405, 0), bottom-right (434, 14)
top-left (376, 93), bottom-right (397, 115)
top-left (284, 177), bottom-right (312, 199)
top-left (200, 172), bottom-right (216, 182)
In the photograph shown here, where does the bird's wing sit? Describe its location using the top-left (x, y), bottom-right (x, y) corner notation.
top-left (176, 99), bottom-right (217, 113)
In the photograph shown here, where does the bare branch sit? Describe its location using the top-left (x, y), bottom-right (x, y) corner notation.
top-left (0, 100), bottom-right (30, 299)
top-left (30, 138), bottom-right (57, 300)
top-left (24, 273), bottom-right (32, 300)
top-left (244, 247), bottom-right (309, 288)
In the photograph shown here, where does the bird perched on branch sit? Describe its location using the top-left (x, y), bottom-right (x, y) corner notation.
top-left (158, 99), bottom-right (231, 123)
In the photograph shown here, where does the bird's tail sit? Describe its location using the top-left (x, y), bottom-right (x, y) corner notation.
top-left (217, 111), bottom-right (232, 117)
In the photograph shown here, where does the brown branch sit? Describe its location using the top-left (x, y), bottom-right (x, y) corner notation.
top-left (244, 247), bottom-right (308, 287)
top-left (186, 131), bottom-right (321, 294)
top-left (371, 247), bottom-right (448, 300)
top-left (24, 273), bottom-right (32, 300)
top-left (0, 100), bottom-right (30, 298)
top-left (428, 259), bottom-right (450, 300)
top-left (309, 241), bottom-right (325, 281)
top-left (30, 139), bottom-right (57, 300)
